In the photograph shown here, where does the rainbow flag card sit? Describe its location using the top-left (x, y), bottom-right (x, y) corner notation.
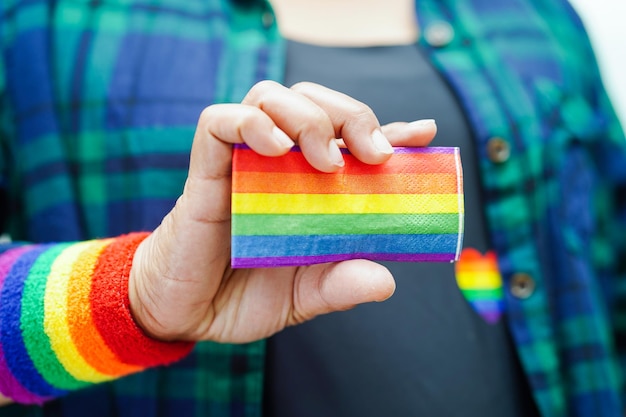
top-left (231, 144), bottom-right (464, 268)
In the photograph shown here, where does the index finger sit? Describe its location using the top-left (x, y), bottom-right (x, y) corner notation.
top-left (290, 82), bottom-right (394, 165)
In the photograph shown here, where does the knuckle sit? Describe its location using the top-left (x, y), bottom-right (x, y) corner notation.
top-left (299, 111), bottom-right (333, 140)
top-left (289, 81), bottom-right (319, 94)
top-left (351, 104), bottom-right (375, 121)
top-left (344, 106), bottom-right (377, 131)
top-left (243, 80), bottom-right (281, 105)
top-left (196, 105), bottom-right (217, 131)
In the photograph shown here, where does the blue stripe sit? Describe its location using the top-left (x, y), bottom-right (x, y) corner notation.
top-left (231, 234), bottom-right (459, 258)
top-left (0, 245), bottom-right (66, 397)
top-left (470, 299), bottom-right (505, 312)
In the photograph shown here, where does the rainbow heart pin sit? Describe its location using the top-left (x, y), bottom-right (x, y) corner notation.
top-left (454, 248), bottom-right (504, 324)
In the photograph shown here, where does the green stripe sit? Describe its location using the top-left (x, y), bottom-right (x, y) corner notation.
top-left (460, 288), bottom-right (503, 302)
top-left (20, 243), bottom-right (88, 389)
top-left (232, 213), bottom-right (460, 236)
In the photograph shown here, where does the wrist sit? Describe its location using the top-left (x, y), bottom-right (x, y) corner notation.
top-left (128, 237), bottom-right (154, 339)
top-left (90, 232), bottom-right (195, 367)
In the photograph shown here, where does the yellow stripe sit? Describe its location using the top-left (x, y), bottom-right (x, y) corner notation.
top-left (456, 271), bottom-right (503, 290)
top-left (232, 193), bottom-right (464, 215)
top-left (44, 241), bottom-right (112, 383)
top-left (66, 239), bottom-right (137, 376)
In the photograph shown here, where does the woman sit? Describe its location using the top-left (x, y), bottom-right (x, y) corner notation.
top-left (1, 0), bottom-right (625, 416)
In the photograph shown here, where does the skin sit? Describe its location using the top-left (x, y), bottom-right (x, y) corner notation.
top-left (270, 0), bottom-right (419, 46)
top-left (129, 81), bottom-right (437, 343)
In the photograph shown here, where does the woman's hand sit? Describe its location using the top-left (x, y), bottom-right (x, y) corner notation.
top-left (128, 81), bottom-right (437, 343)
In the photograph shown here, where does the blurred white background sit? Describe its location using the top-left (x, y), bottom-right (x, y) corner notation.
top-left (569, 0), bottom-right (626, 128)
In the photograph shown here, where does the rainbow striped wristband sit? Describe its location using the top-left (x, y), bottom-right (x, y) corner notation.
top-left (0, 233), bottom-right (194, 404)
top-left (231, 145), bottom-right (465, 268)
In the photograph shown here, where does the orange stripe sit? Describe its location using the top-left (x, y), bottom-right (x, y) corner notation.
top-left (233, 148), bottom-right (457, 175)
top-left (233, 172), bottom-right (459, 194)
top-left (67, 239), bottom-right (143, 376)
top-left (456, 262), bottom-right (499, 274)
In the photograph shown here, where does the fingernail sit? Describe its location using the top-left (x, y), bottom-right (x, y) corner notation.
top-left (407, 119), bottom-right (436, 130)
top-left (273, 126), bottom-right (295, 149)
top-left (328, 141), bottom-right (345, 167)
top-left (371, 129), bottom-right (394, 154)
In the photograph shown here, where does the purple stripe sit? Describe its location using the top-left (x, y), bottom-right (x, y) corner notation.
top-left (233, 144), bottom-right (252, 150)
top-left (232, 143), bottom-right (457, 155)
top-left (340, 147), bottom-right (455, 155)
top-left (479, 311), bottom-right (502, 325)
top-left (384, 147), bottom-right (457, 155)
top-left (0, 246), bottom-right (48, 405)
top-left (232, 252), bottom-right (455, 268)
top-left (1, 244), bottom-right (65, 400)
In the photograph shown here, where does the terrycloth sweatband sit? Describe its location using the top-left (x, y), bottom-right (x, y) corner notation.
top-left (0, 233), bottom-right (195, 404)
top-left (231, 145), bottom-right (465, 268)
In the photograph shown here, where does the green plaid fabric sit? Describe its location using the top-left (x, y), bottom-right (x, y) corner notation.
top-left (1, 0), bottom-right (626, 416)
top-left (418, 1), bottom-right (626, 416)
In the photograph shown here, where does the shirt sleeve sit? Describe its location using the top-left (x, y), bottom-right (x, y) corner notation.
top-left (579, 22), bottom-right (626, 407)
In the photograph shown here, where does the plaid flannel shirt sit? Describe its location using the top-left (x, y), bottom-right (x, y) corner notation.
top-left (1, 0), bottom-right (626, 416)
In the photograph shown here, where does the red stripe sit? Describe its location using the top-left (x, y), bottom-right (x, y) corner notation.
top-left (233, 148), bottom-right (457, 175)
top-left (90, 233), bottom-right (194, 367)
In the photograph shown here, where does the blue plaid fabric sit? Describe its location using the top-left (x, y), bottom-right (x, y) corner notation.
top-left (1, 0), bottom-right (626, 416)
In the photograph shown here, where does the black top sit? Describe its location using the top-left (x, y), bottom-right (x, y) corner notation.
top-left (263, 40), bottom-right (538, 417)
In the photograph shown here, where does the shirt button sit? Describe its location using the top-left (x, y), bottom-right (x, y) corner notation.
top-left (262, 11), bottom-right (274, 28)
top-left (487, 137), bottom-right (511, 163)
top-left (424, 21), bottom-right (455, 48)
top-left (510, 273), bottom-right (535, 299)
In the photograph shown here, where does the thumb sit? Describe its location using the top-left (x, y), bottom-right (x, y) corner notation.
top-left (290, 260), bottom-right (396, 325)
